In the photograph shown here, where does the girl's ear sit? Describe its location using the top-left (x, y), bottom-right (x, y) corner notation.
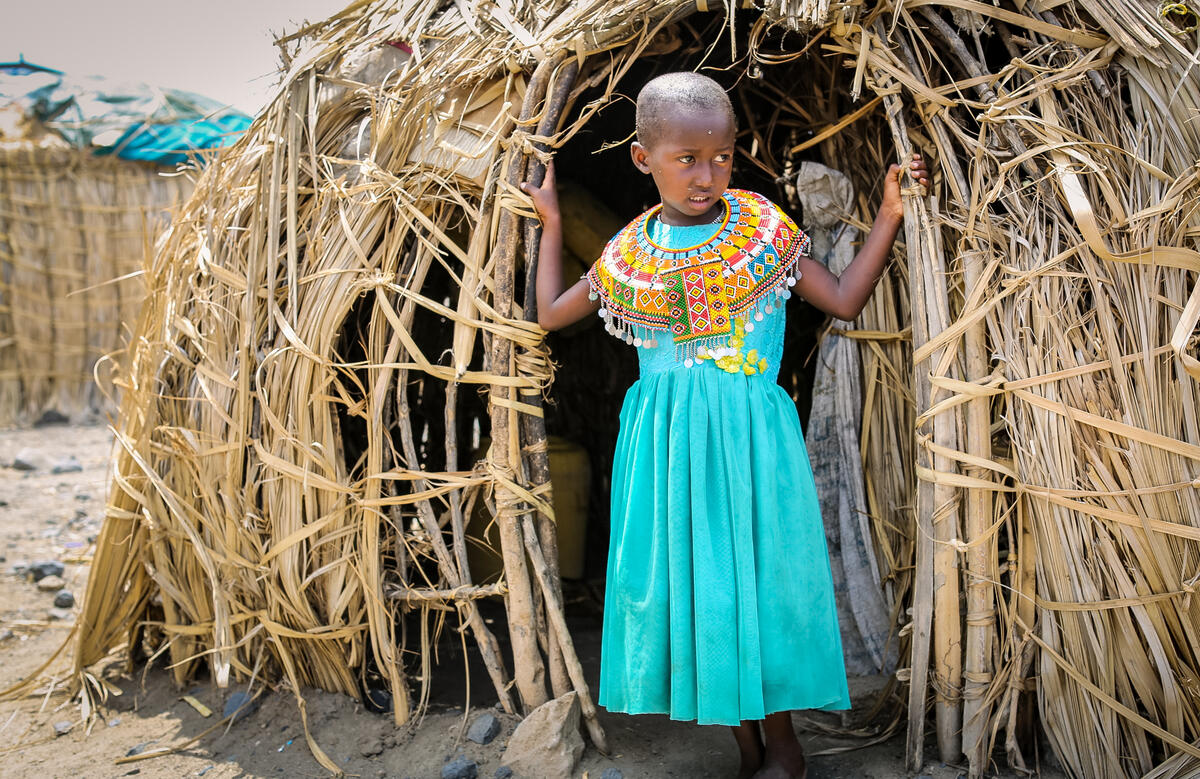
top-left (630, 142), bottom-right (652, 174)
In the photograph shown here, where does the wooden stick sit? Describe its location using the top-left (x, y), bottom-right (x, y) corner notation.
top-left (959, 154), bottom-right (997, 779)
top-left (873, 20), bottom-right (963, 767)
top-left (891, 24), bottom-right (989, 775)
top-left (488, 54), bottom-right (568, 712)
top-left (519, 511), bottom-right (609, 752)
top-left (388, 583), bottom-right (508, 603)
top-left (520, 58), bottom-right (581, 700)
top-left (917, 7), bottom-right (1039, 183)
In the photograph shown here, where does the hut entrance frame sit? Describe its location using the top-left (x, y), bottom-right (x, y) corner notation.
top-left (64, 3), bottom-right (1200, 779)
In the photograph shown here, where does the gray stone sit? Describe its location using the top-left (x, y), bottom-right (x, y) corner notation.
top-left (9, 561), bottom-right (28, 577)
top-left (53, 720), bottom-right (73, 736)
top-left (28, 561), bottom-right (64, 581)
top-left (33, 409), bottom-right (69, 427)
top-left (11, 449), bottom-right (39, 471)
top-left (493, 768), bottom-right (513, 779)
top-left (500, 692), bottom-right (584, 779)
top-left (51, 456), bottom-right (83, 475)
top-left (48, 607), bottom-right (73, 621)
top-left (441, 755), bottom-right (477, 779)
top-left (601, 769), bottom-right (624, 779)
top-left (223, 692), bottom-right (257, 724)
top-left (37, 574), bottom-right (65, 591)
top-left (0, 629), bottom-right (13, 642)
top-left (358, 736), bottom-right (383, 757)
top-left (466, 711), bottom-right (501, 745)
top-left (54, 590), bottom-right (75, 608)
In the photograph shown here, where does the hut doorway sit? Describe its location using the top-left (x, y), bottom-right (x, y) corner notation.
top-left (537, 11), bottom-right (903, 681)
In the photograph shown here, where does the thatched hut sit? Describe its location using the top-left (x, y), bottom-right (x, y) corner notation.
top-left (0, 64), bottom-right (248, 425)
top-left (71, 1), bottom-right (1199, 776)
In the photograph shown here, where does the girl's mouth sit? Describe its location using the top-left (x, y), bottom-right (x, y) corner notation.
top-left (688, 195), bottom-right (712, 207)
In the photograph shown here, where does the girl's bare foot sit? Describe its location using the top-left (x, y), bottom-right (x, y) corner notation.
top-left (751, 743), bottom-right (807, 779)
top-left (752, 711), bottom-right (808, 779)
top-left (731, 721), bottom-right (765, 779)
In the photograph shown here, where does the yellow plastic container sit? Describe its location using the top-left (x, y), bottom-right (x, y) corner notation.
top-left (469, 436), bottom-right (590, 581)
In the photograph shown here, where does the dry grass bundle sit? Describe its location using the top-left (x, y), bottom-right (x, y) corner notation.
top-left (0, 147), bottom-right (189, 425)
top-left (62, 1), bottom-right (1199, 777)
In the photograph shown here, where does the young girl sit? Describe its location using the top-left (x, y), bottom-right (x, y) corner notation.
top-left (522, 72), bottom-right (928, 779)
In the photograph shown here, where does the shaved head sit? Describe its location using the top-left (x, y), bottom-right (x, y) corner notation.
top-left (635, 72), bottom-right (736, 149)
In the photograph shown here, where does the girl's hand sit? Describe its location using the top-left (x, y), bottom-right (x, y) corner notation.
top-left (520, 160), bottom-right (561, 225)
top-left (880, 153), bottom-right (929, 223)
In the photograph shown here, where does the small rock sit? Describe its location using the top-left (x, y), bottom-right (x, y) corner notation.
top-left (108, 718), bottom-right (121, 727)
top-left (441, 755), bottom-right (477, 779)
top-left (125, 741), bottom-right (153, 757)
top-left (48, 607), bottom-right (73, 621)
top-left (51, 456), bottom-right (83, 475)
top-left (363, 685), bottom-right (391, 714)
top-left (53, 720), bottom-right (73, 736)
top-left (224, 692), bottom-right (258, 724)
top-left (0, 629), bottom-right (13, 642)
top-left (33, 409), bottom-right (69, 427)
top-left (358, 736), bottom-right (383, 757)
top-left (7, 561), bottom-right (26, 577)
top-left (54, 590), bottom-right (75, 608)
top-left (601, 769), bottom-right (624, 779)
top-left (28, 561), bottom-right (64, 581)
top-left (37, 574), bottom-right (65, 591)
top-left (466, 711), bottom-right (501, 745)
top-left (11, 449), bottom-right (40, 471)
top-left (493, 768), bottom-right (513, 779)
top-left (501, 692), bottom-right (584, 779)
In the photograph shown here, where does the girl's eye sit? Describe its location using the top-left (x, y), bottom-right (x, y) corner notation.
top-left (678, 155), bottom-right (694, 164)
top-left (715, 153), bottom-right (731, 163)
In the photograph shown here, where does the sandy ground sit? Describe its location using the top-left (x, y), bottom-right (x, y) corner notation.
top-left (0, 422), bottom-right (1067, 779)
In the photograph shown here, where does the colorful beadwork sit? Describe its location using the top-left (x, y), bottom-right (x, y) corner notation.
top-left (586, 189), bottom-right (809, 355)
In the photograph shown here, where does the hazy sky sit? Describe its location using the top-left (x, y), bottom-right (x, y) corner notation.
top-left (2, 0), bottom-right (349, 115)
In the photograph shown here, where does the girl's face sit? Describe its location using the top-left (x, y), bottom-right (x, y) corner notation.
top-left (631, 108), bottom-right (735, 226)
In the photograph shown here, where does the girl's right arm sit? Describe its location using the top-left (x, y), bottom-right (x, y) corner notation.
top-left (521, 162), bottom-right (601, 331)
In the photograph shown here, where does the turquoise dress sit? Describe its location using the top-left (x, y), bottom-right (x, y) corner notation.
top-left (594, 210), bottom-right (851, 726)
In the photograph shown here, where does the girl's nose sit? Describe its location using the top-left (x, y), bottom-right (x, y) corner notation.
top-left (694, 163), bottom-right (713, 187)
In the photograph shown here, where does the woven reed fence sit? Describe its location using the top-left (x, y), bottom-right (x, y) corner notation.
top-left (56, 0), bottom-right (1200, 776)
top-left (0, 146), bottom-right (189, 426)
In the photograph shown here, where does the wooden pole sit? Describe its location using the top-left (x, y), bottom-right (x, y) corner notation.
top-left (488, 53), bottom-right (569, 712)
top-left (959, 214), bottom-right (996, 779)
top-left (519, 58), bottom-right (581, 700)
top-left (873, 20), bottom-right (963, 769)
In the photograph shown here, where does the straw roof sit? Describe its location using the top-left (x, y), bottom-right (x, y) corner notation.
top-left (54, 0), bottom-right (1200, 776)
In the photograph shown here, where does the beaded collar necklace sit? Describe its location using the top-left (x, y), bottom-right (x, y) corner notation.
top-left (585, 189), bottom-right (809, 356)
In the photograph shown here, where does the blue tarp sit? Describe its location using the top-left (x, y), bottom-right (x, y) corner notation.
top-left (0, 59), bottom-right (251, 166)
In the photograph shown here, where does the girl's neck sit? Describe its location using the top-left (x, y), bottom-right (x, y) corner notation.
top-left (655, 198), bottom-right (726, 227)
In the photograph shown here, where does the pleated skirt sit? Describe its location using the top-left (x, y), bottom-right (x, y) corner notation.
top-left (599, 367), bottom-right (851, 725)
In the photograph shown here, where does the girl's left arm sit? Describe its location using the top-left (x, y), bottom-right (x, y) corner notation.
top-left (794, 153), bottom-right (928, 321)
